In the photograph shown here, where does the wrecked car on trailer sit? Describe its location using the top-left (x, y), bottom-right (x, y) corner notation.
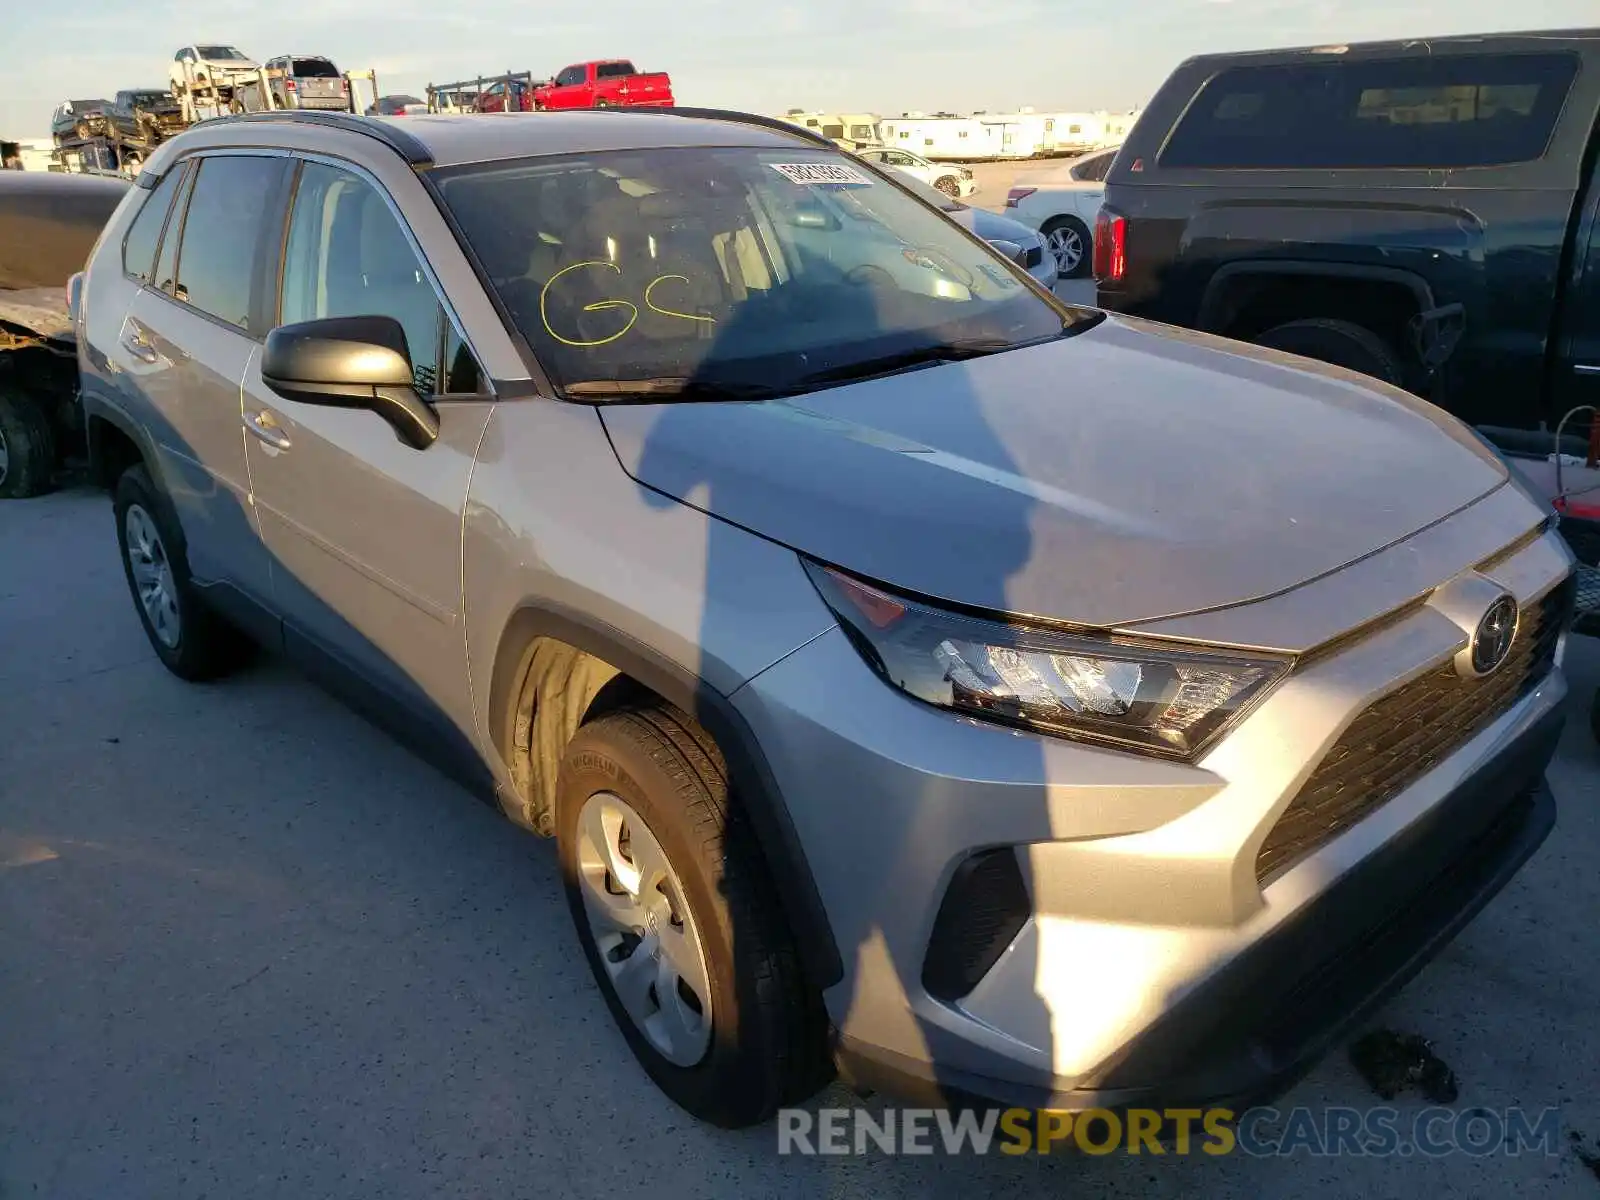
top-left (0, 170), bottom-right (130, 497)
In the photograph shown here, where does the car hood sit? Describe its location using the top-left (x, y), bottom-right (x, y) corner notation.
top-left (600, 314), bottom-right (1510, 628)
top-left (954, 207), bottom-right (1041, 245)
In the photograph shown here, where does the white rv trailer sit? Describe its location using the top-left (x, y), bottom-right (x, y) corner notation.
top-left (880, 108), bottom-right (1144, 161)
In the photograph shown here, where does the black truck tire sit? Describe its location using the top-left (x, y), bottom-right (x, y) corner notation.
top-left (0, 387), bottom-right (57, 499)
top-left (1253, 318), bottom-right (1405, 387)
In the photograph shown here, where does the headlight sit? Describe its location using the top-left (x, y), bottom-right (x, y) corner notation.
top-left (805, 562), bottom-right (1289, 760)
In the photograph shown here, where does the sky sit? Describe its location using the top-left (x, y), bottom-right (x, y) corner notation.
top-left (4, 0), bottom-right (1597, 136)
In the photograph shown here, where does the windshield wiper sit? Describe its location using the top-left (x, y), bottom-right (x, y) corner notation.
top-left (562, 377), bottom-right (791, 401)
top-left (797, 339), bottom-right (1015, 388)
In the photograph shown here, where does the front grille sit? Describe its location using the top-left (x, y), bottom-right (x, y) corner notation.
top-left (1255, 577), bottom-right (1573, 883)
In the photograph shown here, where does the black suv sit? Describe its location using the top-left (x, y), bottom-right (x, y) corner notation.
top-left (1095, 29), bottom-right (1600, 449)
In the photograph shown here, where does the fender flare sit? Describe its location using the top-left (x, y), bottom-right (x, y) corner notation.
top-left (1196, 259), bottom-right (1439, 334)
top-left (486, 602), bottom-right (845, 990)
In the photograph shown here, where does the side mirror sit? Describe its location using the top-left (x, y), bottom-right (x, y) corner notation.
top-left (986, 238), bottom-right (1026, 267)
top-left (261, 315), bottom-right (439, 450)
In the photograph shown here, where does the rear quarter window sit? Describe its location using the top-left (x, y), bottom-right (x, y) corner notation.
top-left (1159, 52), bottom-right (1581, 170)
top-left (121, 165), bottom-right (186, 284)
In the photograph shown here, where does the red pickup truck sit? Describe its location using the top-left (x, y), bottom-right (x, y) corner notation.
top-left (530, 60), bottom-right (674, 110)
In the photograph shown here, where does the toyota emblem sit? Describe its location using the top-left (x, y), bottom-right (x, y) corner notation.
top-left (1469, 594), bottom-right (1519, 676)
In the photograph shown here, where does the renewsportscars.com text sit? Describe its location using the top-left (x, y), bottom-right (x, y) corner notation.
top-left (777, 1105), bottom-right (1565, 1158)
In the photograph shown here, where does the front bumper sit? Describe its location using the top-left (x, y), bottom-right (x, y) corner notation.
top-left (836, 711), bottom-right (1559, 1113)
top-left (733, 528), bottom-right (1570, 1109)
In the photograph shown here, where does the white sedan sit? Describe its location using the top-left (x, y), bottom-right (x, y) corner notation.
top-left (855, 147), bottom-right (977, 199)
top-left (1004, 146), bottom-right (1117, 279)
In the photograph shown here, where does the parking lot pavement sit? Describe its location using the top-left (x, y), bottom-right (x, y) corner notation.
top-left (3, 487), bottom-right (1599, 1199)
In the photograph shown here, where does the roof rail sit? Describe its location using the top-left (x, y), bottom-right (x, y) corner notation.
top-left (185, 110), bottom-right (434, 167)
top-left (582, 105), bottom-right (837, 149)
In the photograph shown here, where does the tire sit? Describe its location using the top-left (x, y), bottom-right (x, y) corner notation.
top-left (113, 464), bottom-right (254, 681)
top-left (594, 99), bottom-right (611, 108)
top-left (1252, 318), bottom-right (1405, 386)
top-left (557, 704), bottom-right (830, 1128)
top-left (0, 388), bottom-right (57, 499)
top-left (1041, 215), bottom-right (1091, 279)
top-left (934, 175), bottom-right (960, 198)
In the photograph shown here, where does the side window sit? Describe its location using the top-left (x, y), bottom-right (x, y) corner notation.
top-left (122, 164), bottom-right (187, 283)
top-left (170, 156), bottom-right (284, 329)
top-left (279, 161), bottom-right (446, 394)
top-left (556, 66), bottom-right (586, 87)
top-left (1073, 152), bottom-right (1112, 183)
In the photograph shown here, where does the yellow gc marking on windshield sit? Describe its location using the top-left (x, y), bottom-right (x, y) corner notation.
top-left (540, 261), bottom-right (717, 348)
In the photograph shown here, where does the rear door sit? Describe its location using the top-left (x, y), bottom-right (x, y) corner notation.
top-left (114, 152), bottom-right (291, 611)
top-left (242, 157), bottom-right (494, 736)
top-left (1067, 149), bottom-right (1110, 223)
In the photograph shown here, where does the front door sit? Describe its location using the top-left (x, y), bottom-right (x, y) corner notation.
top-left (242, 159), bottom-right (493, 742)
top-left (1555, 154), bottom-right (1600, 423)
top-left (117, 152), bottom-right (289, 608)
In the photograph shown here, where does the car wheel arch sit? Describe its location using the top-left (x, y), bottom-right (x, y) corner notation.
top-left (484, 602), bottom-right (844, 988)
top-left (1197, 260), bottom-right (1436, 337)
top-left (85, 405), bottom-right (158, 494)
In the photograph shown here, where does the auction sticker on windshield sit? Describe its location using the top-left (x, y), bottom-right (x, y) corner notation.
top-left (768, 162), bottom-right (872, 186)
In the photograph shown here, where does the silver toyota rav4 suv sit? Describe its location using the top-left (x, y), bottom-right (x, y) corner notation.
top-left (75, 108), bottom-right (1574, 1128)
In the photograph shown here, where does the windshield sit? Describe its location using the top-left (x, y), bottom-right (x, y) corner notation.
top-left (131, 91), bottom-right (172, 105)
top-left (435, 147), bottom-right (1082, 398)
top-left (197, 46), bottom-right (248, 60)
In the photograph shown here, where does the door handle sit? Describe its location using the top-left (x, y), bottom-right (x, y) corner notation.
top-left (243, 409), bottom-right (291, 450)
top-left (119, 324), bottom-right (159, 364)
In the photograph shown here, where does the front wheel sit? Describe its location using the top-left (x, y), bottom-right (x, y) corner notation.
top-left (113, 464), bottom-right (254, 680)
top-left (1041, 215), bottom-right (1091, 279)
top-left (934, 175), bottom-right (960, 198)
top-left (0, 388), bottom-right (56, 499)
top-left (557, 705), bottom-right (830, 1127)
